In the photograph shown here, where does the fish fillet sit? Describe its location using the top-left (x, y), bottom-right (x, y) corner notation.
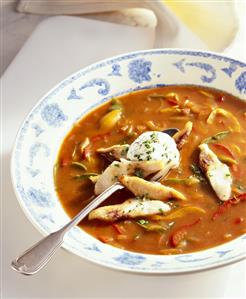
top-left (199, 143), bottom-right (232, 201)
top-left (173, 121), bottom-right (193, 150)
top-left (94, 159), bottom-right (165, 195)
top-left (88, 198), bottom-right (170, 222)
top-left (97, 144), bottom-right (129, 161)
top-left (119, 175), bottom-right (186, 201)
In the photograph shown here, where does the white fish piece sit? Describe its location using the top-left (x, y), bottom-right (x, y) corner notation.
top-left (88, 198), bottom-right (170, 222)
top-left (199, 143), bottom-right (232, 201)
top-left (119, 175), bottom-right (186, 201)
top-left (94, 159), bottom-right (165, 195)
top-left (173, 121), bottom-right (193, 150)
top-left (97, 144), bottom-right (129, 161)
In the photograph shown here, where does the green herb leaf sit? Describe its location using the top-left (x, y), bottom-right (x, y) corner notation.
top-left (121, 146), bottom-right (129, 156)
top-left (71, 161), bottom-right (87, 171)
top-left (136, 220), bottom-right (167, 232)
top-left (134, 168), bottom-right (144, 178)
top-left (190, 164), bottom-right (206, 182)
top-left (109, 98), bottom-right (122, 111)
top-left (137, 219), bottom-right (149, 225)
top-left (234, 181), bottom-right (246, 191)
top-left (72, 173), bottom-right (98, 180)
top-left (202, 131), bottom-right (230, 144)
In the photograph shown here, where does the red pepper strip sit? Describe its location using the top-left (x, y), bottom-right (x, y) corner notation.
top-left (212, 193), bottom-right (246, 220)
top-left (217, 95), bottom-right (225, 102)
top-left (234, 217), bottom-right (244, 224)
top-left (170, 218), bottom-right (201, 247)
top-left (91, 132), bottom-right (111, 143)
top-left (81, 145), bottom-right (91, 160)
top-left (112, 223), bottom-right (126, 234)
top-left (236, 193), bottom-right (246, 201)
top-left (171, 229), bottom-right (187, 248)
top-left (212, 202), bottom-right (230, 221)
top-left (212, 144), bottom-right (235, 159)
top-left (98, 236), bottom-right (114, 243)
top-left (167, 97), bottom-right (179, 106)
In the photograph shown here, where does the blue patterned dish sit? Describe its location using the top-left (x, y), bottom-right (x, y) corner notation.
top-left (11, 49), bottom-right (246, 274)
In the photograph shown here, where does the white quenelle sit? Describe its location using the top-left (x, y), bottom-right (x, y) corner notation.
top-left (127, 131), bottom-right (180, 167)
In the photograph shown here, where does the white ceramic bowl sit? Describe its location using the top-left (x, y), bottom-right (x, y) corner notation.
top-left (11, 49), bottom-right (246, 274)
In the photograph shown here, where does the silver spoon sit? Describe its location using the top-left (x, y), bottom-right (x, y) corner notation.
top-left (11, 128), bottom-right (178, 275)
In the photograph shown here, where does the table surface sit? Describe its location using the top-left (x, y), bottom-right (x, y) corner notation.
top-left (1, 14), bottom-right (246, 299)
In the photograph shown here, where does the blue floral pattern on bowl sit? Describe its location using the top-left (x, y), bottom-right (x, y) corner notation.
top-left (41, 103), bottom-right (67, 127)
top-left (27, 187), bottom-right (53, 208)
top-left (174, 59), bottom-right (216, 83)
top-left (11, 49), bottom-right (246, 274)
top-left (114, 253), bottom-right (146, 266)
top-left (235, 71), bottom-right (246, 94)
top-left (128, 58), bottom-right (152, 83)
top-left (79, 78), bottom-right (110, 95)
top-left (108, 64), bottom-right (122, 77)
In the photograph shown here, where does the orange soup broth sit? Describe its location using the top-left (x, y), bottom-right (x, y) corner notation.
top-left (55, 86), bottom-right (246, 254)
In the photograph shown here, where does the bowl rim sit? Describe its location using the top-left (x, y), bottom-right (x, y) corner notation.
top-left (10, 48), bottom-right (246, 274)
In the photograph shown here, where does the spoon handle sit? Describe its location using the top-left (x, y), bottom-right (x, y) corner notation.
top-left (11, 182), bottom-right (123, 275)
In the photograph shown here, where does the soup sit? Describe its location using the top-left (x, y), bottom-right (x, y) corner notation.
top-left (55, 86), bottom-right (246, 255)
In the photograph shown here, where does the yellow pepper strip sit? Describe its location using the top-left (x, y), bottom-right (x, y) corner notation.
top-left (159, 248), bottom-right (182, 255)
top-left (100, 109), bottom-right (122, 131)
top-left (231, 144), bottom-right (241, 155)
top-left (218, 155), bottom-right (238, 165)
top-left (151, 206), bottom-right (206, 221)
top-left (164, 92), bottom-right (180, 99)
top-left (198, 90), bottom-right (215, 98)
top-left (148, 92), bottom-right (180, 104)
top-left (184, 99), bottom-right (200, 114)
top-left (160, 107), bottom-right (191, 115)
top-left (207, 108), bottom-right (241, 132)
top-left (162, 176), bottom-right (200, 186)
top-left (160, 107), bottom-right (180, 113)
top-left (146, 120), bottom-right (163, 131)
top-left (89, 175), bottom-right (99, 184)
top-left (232, 187), bottom-right (243, 196)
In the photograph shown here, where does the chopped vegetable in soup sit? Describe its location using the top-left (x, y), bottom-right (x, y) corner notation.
top-left (55, 86), bottom-right (246, 255)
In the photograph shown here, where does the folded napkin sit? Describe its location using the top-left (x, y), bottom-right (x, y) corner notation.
top-left (16, 0), bottom-right (239, 52)
top-left (16, 2), bottom-right (157, 34)
top-left (16, 0), bottom-right (209, 50)
top-left (16, 0), bottom-right (143, 15)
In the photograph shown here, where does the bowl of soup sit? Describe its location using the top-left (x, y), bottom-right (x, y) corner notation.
top-left (11, 49), bottom-right (246, 274)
